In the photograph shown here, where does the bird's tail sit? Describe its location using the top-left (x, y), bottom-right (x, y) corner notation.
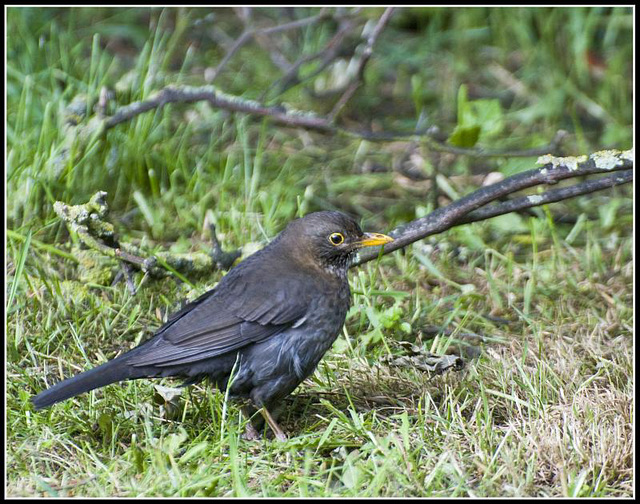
top-left (31, 350), bottom-right (148, 410)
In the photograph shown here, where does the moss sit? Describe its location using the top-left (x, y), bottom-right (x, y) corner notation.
top-left (74, 248), bottom-right (119, 285)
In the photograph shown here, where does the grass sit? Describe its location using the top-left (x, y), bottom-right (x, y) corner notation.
top-left (6, 7), bottom-right (633, 497)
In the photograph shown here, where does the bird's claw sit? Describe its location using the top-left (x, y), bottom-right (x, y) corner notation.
top-left (242, 423), bottom-right (261, 441)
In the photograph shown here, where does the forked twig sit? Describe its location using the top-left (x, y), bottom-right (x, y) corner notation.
top-left (352, 150), bottom-right (634, 266)
top-left (330, 7), bottom-right (396, 120)
top-left (208, 8), bottom-right (337, 82)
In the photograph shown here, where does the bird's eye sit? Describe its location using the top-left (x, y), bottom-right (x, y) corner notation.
top-left (329, 232), bottom-right (344, 245)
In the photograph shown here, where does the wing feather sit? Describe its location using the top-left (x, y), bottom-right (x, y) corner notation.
top-left (128, 264), bottom-right (316, 368)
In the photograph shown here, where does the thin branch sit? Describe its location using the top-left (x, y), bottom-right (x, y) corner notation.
top-left (424, 128), bottom-right (569, 158)
top-left (253, 31), bottom-right (293, 74)
top-left (112, 262), bottom-right (138, 295)
top-left (101, 84), bottom-right (566, 158)
top-left (236, 7), bottom-right (292, 74)
top-left (208, 222), bottom-right (242, 269)
top-left (330, 7), bottom-right (396, 121)
top-left (54, 192), bottom-right (241, 280)
top-left (104, 85), bottom-right (335, 132)
top-left (351, 150), bottom-right (633, 266)
top-left (349, 128), bottom-right (568, 157)
top-left (208, 9), bottom-right (334, 82)
top-left (266, 15), bottom-right (359, 98)
top-left (208, 32), bottom-right (252, 82)
top-left (457, 169), bottom-right (632, 225)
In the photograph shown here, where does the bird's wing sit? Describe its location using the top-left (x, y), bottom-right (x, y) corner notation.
top-left (128, 273), bottom-right (314, 368)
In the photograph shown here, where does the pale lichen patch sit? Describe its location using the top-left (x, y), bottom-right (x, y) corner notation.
top-left (590, 150), bottom-right (624, 170)
top-left (536, 154), bottom-right (588, 171)
top-left (620, 149), bottom-right (633, 162)
top-left (528, 195), bottom-right (544, 204)
top-left (536, 154), bottom-right (554, 166)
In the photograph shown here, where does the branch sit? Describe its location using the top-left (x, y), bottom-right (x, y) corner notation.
top-left (329, 7), bottom-right (396, 120)
top-left (54, 192), bottom-right (241, 281)
top-left (204, 216), bottom-right (242, 270)
top-left (266, 15), bottom-right (359, 98)
top-left (104, 85), bottom-right (335, 132)
top-left (457, 169), bottom-right (632, 225)
top-left (418, 128), bottom-right (569, 158)
top-left (101, 85), bottom-right (565, 157)
top-left (351, 149), bottom-right (633, 266)
top-left (207, 9), bottom-right (334, 82)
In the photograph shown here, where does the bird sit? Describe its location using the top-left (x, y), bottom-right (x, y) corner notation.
top-left (31, 211), bottom-right (394, 440)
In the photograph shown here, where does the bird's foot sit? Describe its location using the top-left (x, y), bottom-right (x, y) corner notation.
top-left (242, 422), bottom-right (261, 441)
top-left (260, 406), bottom-right (288, 442)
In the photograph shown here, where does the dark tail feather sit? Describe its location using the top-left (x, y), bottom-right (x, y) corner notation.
top-left (31, 351), bottom-right (148, 410)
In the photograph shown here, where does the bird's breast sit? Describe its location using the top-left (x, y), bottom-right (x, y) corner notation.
top-left (286, 284), bottom-right (350, 377)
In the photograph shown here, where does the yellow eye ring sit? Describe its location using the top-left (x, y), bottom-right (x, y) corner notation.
top-left (329, 232), bottom-right (344, 246)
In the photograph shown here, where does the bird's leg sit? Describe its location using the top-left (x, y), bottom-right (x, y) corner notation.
top-left (260, 407), bottom-right (287, 441)
top-left (240, 405), bottom-right (261, 441)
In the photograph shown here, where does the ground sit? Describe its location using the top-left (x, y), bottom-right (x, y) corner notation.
top-left (6, 7), bottom-right (633, 497)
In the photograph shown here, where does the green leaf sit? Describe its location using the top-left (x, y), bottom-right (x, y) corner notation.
top-left (448, 84), bottom-right (504, 147)
top-left (449, 125), bottom-right (481, 147)
top-left (464, 99), bottom-right (504, 138)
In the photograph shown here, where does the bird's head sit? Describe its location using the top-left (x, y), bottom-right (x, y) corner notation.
top-left (277, 211), bottom-right (394, 275)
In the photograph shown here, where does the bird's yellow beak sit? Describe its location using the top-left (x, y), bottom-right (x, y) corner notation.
top-left (355, 232), bottom-right (394, 248)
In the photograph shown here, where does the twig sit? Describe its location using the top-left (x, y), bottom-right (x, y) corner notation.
top-left (330, 7), bottom-right (396, 121)
top-left (54, 192), bottom-right (241, 281)
top-left (458, 169), bottom-right (632, 225)
top-left (422, 129), bottom-right (569, 158)
top-left (208, 222), bottom-right (242, 269)
top-left (113, 261), bottom-right (138, 295)
top-left (266, 15), bottom-right (359, 98)
top-left (53, 193), bottom-right (162, 275)
top-left (102, 84), bottom-right (566, 158)
top-left (351, 149), bottom-right (633, 266)
top-left (208, 9), bottom-right (334, 82)
top-left (235, 8), bottom-right (292, 74)
top-left (253, 31), bottom-right (293, 73)
top-left (104, 85), bottom-right (335, 132)
top-left (350, 127), bottom-right (568, 157)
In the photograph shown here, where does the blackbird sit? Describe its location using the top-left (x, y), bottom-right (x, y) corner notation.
top-left (31, 211), bottom-right (393, 440)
